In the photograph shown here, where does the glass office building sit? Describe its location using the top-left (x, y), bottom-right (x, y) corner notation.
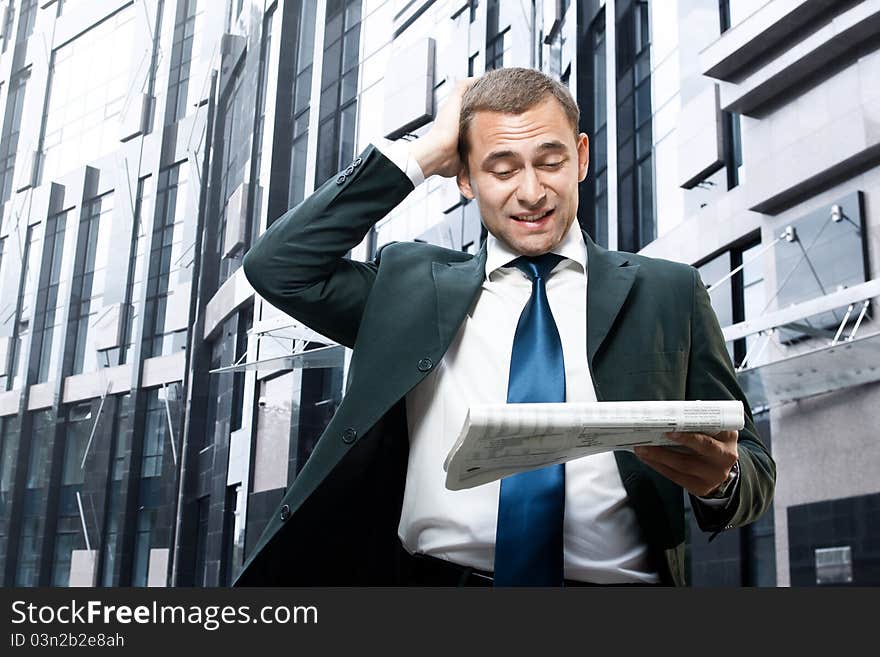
top-left (0, 0), bottom-right (878, 587)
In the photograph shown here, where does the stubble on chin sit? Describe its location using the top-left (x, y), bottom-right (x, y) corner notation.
top-left (505, 234), bottom-right (556, 257)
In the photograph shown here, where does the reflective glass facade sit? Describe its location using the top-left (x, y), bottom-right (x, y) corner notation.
top-left (39, 7), bottom-right (135, 183)
top-left (70, 194), bottom-right (114, 375)
top-left (143, 165), bottom-right (188, 359)
top-left (33, 211), bottom-right (67, 382)
top-left (287, 0), bottom-right (317, 209)
top-left (165, 0), bottom-right (202, 125)
top-left (315, 0), bottom-right (362, 186)
top-left (0, 70), bottom-right (28, 204)
top-left (615, 0), bottom-right (653, 253)
top-left (0, 0), bottom-right (876, 589)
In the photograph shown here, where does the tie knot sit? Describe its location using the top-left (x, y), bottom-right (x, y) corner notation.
top-left (511, 253), bottom-right (564, 282)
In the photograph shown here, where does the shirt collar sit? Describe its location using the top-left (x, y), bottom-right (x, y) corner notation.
top-left (484, 218), bottom-right (587, 281)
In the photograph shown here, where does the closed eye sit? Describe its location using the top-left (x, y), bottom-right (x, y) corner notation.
top-left (491, 161), bottom-right (564, 177)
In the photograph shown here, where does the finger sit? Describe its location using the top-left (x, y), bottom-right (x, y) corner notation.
top-left (635, 446), bottom-right (708, 479)
top-left (664, 432), bottom-right (716, 458)
top-left (636, 445), bottom-right (732, 495)
top-left (634, 456), bottom-right (710, 495)
top-left (713, 429), bottom-right (739, 444)
top-left (665, 430), bottom-right (737, 459)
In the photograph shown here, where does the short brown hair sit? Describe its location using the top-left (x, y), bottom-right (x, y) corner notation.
top-left (458, 67), bottom-right (580, 163)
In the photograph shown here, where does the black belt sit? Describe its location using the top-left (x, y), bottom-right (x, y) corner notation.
top-left (404, 553), bottom-right (657, 587)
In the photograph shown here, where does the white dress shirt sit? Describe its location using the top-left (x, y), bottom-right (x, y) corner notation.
top-left (376, 140), bottom-right (662, 583)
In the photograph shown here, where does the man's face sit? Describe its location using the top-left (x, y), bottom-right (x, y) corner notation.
top-left (457, 97), bottom-right (589, 257)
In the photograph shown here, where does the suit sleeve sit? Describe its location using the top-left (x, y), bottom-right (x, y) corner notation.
top-left (242, 145), bottom-right (415, 348)
top-left (685, 267), bottom-right (777, 537)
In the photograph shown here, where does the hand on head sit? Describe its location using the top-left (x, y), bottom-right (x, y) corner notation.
top-left (410, 78), bottom-right (476, 179)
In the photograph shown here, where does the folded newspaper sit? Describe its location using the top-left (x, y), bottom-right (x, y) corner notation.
top-left (443, 400), bottom-right (744, 491)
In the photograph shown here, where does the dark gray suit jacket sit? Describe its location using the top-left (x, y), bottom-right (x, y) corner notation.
top-left (233, 145), bottom-right (776, 586)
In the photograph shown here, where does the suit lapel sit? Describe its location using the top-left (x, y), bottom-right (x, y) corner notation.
top-left (312, 240), bottom-right (487, 445)
top-left (431, 242), bottom-right (488, 350)
top-left (584, 232), bottom-right (640, 366)
top-left (429, 232), bottom-right (642, 375)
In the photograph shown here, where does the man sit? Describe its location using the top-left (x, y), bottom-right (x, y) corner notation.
top-left (234, 68), bottom-right (775, 587)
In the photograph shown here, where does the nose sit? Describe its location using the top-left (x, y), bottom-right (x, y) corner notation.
top-left (516, 166), bottom-right (546, 209)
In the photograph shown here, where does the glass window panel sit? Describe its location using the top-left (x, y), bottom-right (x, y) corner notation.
top-left (319, 84), bottom-right (338, 120)
top-left (615, 10), bottom-right (634, 73)
top-left (594, 126), bottom-right (607, 172)
top-left (296, 0), bottom-right (317, 71)
top-left (638, 156), bottom-right (654, 247)
top-left (636, 1), bottom-right (650, 53)
top-left (294, 67), bottom-right (313, 114)
top-left (131, 390), bottom-right (174, 586)
top-left (194, 496), bottom-right (209, 586)
top-left (338, 103), bottom-right (357, 170)
top-left (35, 212), bottom-right (67, 382)
top-left (315, 118), bottom-right (337, 185)
top-left (699, 253), bottom-right (734, 328)
top-left (288, 133), bottom-right (309, 207)
top-left (0, 419), bottom-right (17, 530)
top-left (486, 0), bottom-right (499, 31)
top-left (40, 8), bottom-right (136, 182)
top-left (340, 68), bottom-right (358, 105)
top-left (342, 28), bottom-right (360, 73)
top-left (741, 242), bottom-right (766, 354)
top-left (69, 194), bottom-right (114, 375)
top-left (165, 0), bottom-right (201, 123)
top-left (321, 38), bottom-right (342, 90)
top-left (15, 516), bottom-right (41, 585)
top-left (15, 410), bottom-right (54, 585)
top-left (618, 136), bottom-right (634, 173)
top-left (617, 94), bottom-right (634, 141)
top-left (143, 164), bottom-right (188, 357)
top-left (596, 187), bottom-right (608, 248)
top-left (325, 9), bottom-right (343, 46)
top-left (0, 71), bottom-right (29, 204)
top-left (344, 0), bottom-right (361, 30)
top-left (616, 68), bottom-right (633, 98)
top-left (223, 484), bottom-right (245, 584)
top-left (635, 82), bottom-right (651, 126)
top-left (1, 4), bottom-right (13, 53)
top-left (121, 178), bottom-right (151, 364)
top-left (635, 50), bottom-right (650, 85)
top-left (593, 47), bottom-right (606, 126)
top-left (11, 227), bottom-right (39, 389)
top-left (51, 409), bottom-right (92, 586)
top-left (293, 111), bottom-right (310, 139)
top-left (636, 121), bottom-right (652, 159)
top-left (617, 172), bottom-right (635, 252)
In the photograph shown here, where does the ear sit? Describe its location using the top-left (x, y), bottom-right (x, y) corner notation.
top-left (576, 133), bottom-right (590, 183)
top-left (456, 166), bottom-right (475, 200)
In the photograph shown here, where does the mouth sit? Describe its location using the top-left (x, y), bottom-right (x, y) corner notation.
top-left (510, 208), bottom-right (554, 227)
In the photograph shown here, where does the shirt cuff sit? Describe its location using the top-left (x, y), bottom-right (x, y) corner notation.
top-left (374, 139), bottom-right (426, 188)
top-left (694, 475), bottom-right (740, 509)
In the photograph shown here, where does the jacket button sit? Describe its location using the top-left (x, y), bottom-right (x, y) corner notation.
top-left (342, 427), bottom-right (358, 443)
top-left (336, 175), bottom-right (346, 185)
top-left (345, 165), bottom-right (355, 175)
top-left (353, 157), bottom-right (363, 167)
top-left (418, 357), bottom-right (434, 372)
top-left (280, 504), bottom-right (291, 521)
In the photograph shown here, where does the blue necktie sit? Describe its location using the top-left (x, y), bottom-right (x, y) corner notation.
top-left (494, 253), bottom-right (566, 587)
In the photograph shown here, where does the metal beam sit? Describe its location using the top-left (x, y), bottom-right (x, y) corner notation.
top-left (722, 278), bottom-right (880, 342)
